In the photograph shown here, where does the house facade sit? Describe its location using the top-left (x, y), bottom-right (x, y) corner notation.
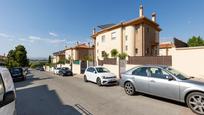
top-left (52, 50), bottom-right (65, 64)
top-left (92, 4), bottom-right (161, 62)
top-left (65, 43), bottom-right (94, 61)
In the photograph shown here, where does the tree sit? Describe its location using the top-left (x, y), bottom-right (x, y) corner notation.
top-left (102, 51), bottom-right (109, 59)
top-left (15, 45), bottom-right (29, 67)
top-left (81, 55), bottom-right (93, 61)
top-left (48, 55), bottom-right (52, 64)
top-left (111, 49), bottom-right (118, 58)
top-left (30, 61), bottom-right (47, 68)
top-left (6, 45), bottom-right (29, 68)
top-left (187, 36), bottom-right (204, 47)
top-left (118, 52), bottom-right (128, 60)
top-left (6, 50), bottom-right (17, 68)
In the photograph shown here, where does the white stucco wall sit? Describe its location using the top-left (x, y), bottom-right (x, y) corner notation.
top-left (96, 28), bottom-right (122, 60)
top-left (65, 49), bottom-right (72, 60)
top-left (52, 56), bottom-right (58, 63)
top-left (72, 63), bottom-right (81, 74)
top-left (103, 64), bottom-right (120, 78)
top-left (159, 48), bottom-right (173, 56)
top-left (123, 26), bottom-right (135, 56)
top-left (57, 64), bottom-right (71, 69)
top-left (172, 47), bottom-right (204, 78)
top-left (126, 64), bottom-right (141, 71)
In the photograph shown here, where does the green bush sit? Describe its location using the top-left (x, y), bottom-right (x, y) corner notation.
top-left (118, 52), bottom-right (128, 60)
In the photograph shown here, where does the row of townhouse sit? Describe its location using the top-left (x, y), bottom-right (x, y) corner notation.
top-left (52, 3), bottom-right (188, 65)
top-left (52, 43), bottom-right (94, 64)
top-left (50, 3), bottom-right (204, 79)
top-left (52, 3), bottom-right (161, 64)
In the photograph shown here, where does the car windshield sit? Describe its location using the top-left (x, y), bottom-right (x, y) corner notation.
top-left (62, 68), bottom-right (69, 70)
top-left (96, 67), bottom-right (110, 73)
top-left (165, 67), bottom-right (189, 80)
top-left (10, 68), bottom-right (23, 75)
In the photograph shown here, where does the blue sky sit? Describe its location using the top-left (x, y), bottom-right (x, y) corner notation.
top-left (0, 0), bottom-right (204, 58)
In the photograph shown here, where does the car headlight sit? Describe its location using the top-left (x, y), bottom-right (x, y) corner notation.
top-left (102, 76), bottom-right (107, 79)
top-left (112, 76), bottom-right (116, 78)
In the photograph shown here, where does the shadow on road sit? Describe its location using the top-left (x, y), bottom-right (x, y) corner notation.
top-left (135, 92), bottom-right (187, 107)
top-left (16, 85), bottom-right (82, 115)
top-left (14, 72), bottom-right (53, 89)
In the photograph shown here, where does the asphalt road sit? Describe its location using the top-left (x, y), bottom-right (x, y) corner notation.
top-left (15, 70), bottom-right (195, 115)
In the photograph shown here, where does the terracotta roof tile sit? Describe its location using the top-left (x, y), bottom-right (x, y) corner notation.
top-left (159, 43), bottom-right (174, 49)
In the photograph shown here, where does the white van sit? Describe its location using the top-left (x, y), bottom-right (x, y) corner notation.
top-left (0, 67), bottom-right (16, 115)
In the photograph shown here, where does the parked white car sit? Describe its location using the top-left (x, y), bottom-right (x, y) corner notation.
top-left (0, 67), bottom-right (16, 115)
top-left (84, 66), bottom-right (118, 86)
top-left (53, 67), bottom-right (61, 75)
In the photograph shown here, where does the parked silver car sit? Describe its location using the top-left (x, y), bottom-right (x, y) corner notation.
top-left (120, 65), bottom-right (204, 115)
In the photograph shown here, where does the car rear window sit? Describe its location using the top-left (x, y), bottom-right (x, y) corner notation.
top-left (10, 68), bottom-right (22, 74)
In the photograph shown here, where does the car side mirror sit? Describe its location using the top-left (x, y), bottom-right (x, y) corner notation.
top-left (166, 75), bottom-right (174, 81)
top-left (94, 71), bottom-right (97, 74)
top-left (0, 91), bottom-right (15, 108)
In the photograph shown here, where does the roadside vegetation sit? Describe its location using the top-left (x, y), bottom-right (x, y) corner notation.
top-left (187, 36), bottom-right (204, 47)
top-left (6, 45), bottom-right (29, 68)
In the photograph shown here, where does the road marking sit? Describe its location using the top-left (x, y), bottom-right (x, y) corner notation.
top-left (75, 104), bottom-right (93, 115)
top-left (16, 83), bottom-right (41, 91)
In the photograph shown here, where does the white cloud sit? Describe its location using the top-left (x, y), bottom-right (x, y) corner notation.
top-left (49, 32), bottom-right (58, 37)
top-left (8, 38), bottom-right (14, 41)
top-left (0, 33), bottom-right (14, 38)
top-left (29, 36), bottom-right (42, 40)
top-left (19, 38), bottom-right (27, 41)
top-left (49, 39), bottom-right (66, 44)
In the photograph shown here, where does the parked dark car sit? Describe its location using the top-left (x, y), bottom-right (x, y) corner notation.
top-left (39, 67), bottom-right (44, 71)
top-left (36, 67), bottom-right (44, 71)
top-left (9, 67), bottom-right (26, 81)
top-left (58, 68), bottom-right (73, 76)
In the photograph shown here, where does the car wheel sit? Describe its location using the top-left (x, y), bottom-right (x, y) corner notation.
top-left (84, 75), bottom-right (88, 82)
top-left (124, 82), bottom-right (135, 95)
top-left (186, 92), bottom-right (204, 115)
top-left (96, 77), bottom-right (102, 86)
top-left (70, 73), bottom-right (73, 76)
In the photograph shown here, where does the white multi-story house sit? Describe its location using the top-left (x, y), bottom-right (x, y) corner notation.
top-left (92, 3), bottom-right (161, 62)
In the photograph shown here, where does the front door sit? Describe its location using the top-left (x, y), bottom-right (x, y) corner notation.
top-left (148, 67), bottom-right (180, 101)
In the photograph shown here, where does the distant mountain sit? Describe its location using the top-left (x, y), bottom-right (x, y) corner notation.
top-left (29, 57), bottom-right (48, 61)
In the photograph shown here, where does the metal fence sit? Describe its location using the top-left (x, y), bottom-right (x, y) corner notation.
top-left (98, 58), bottom-right (117, 65)
top-left (127, 56), bottom-right (172, 66)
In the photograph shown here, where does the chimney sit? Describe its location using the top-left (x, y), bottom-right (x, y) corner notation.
top-left (152, 12), bottom-right (156, 22)
top-left (92, 28), bottom-right (96, 35)
top-left (139, 3), bottom-right (144, 17)
top-left (88, 42), bottom-right (90, 48)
